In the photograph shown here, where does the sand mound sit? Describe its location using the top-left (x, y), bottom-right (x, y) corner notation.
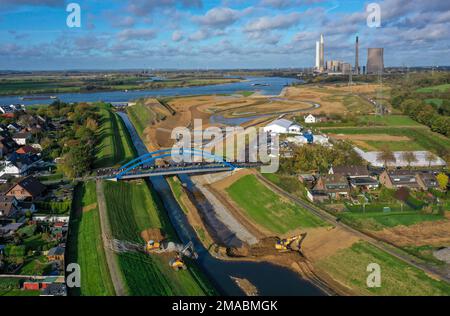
top-left (141, 228), bottom-right (165, 242)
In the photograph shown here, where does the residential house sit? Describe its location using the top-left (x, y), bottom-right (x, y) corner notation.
top-left (12, 132), bottom-right (31, 145)
top-left (416, 173), bottom-right (440, 190)
top-left (264, 119), bottom-right (302, 134)
top-left (16, 145), bottom-right (39, 155)
top-left (330, 165), bottom-right (379, 190)
top-left (379, 170), bottom-right (421, 190)
top-left (306, 188), bottom-right (330, 203)
top-left (0, 222), bottom-right (23, 235)
top-left (329, 165), bottom-right (369, 178)
top-left (7, 123), bottom-right (22, 132)
top-left (304, 114), bottom-right (317, 124)
top-left (0, 196), bottom-right (20, 220)
top-left (47, 246), bottom-right (65, 261)
top-left (5, 176), bottom-right (46, 201)
top-left (313, 174), bottom-right (351, 200)
top-left (0, 153), bottom-right (40, 178)
top-left (40, 283), bottom-right (67, 296)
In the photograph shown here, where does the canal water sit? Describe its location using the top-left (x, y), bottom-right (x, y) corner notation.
top-left (117, 112), bottom-right (325, 296)
top-left (0, 77), bottom-right (301, 106)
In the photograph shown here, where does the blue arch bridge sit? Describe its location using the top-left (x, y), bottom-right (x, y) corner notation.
top-left (96, 148), bottom-right (262, 181)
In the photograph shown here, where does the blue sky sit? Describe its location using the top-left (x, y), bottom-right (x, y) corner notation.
top-left (0, 0), bottom-right (449, 70)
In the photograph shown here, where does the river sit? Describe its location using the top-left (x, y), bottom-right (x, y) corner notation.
top-left (0, 77), bottom-right (301, 106)
top-left (117, 112), bottom-right (325, 296)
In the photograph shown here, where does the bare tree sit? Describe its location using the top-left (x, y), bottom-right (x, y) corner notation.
top-left (425, 151), bottom-right (437, 168)
top-left (377, 145), bottom-right (396, 169)
top-left (401, 151), bottom-right (417, 169)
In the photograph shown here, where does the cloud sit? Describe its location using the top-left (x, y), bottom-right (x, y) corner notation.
top-left (126, 0), bottom-right (202, 17)
top-left (111, 16), bottom-right (136, 28)
top-left (172, 30), bottom-right (184, 42)
top-left (0, 0), bottom-right (65, 9)
top-left (118, 29), bottom-right (156, 41)
top-left (244, 12), bottom-right (302, 33)
top-left (192, 7), bottom-right (241, 28)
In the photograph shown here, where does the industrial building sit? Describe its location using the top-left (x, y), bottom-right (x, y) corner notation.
top-left (367, 48), bottom-right (384, 74)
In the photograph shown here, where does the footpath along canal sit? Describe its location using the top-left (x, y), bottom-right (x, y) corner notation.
top-left (117, 112), bottom-right (326, 296)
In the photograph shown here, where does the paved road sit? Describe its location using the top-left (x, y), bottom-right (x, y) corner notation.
top-left (95, 180), bottom-right (127, 296)
top-left (255, 173), bottom-right (450, 283)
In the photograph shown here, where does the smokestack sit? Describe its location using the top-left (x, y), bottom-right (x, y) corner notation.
top-left (320, 34), bottom-right (324, 70)
top-left (315, 41), bottom-right (320, 69)
top-left (355, 36), bottom-right (359, 75)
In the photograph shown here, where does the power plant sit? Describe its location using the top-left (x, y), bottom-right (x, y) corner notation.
top-left (313, 34), bottom-right (384, 76)
top-left (367, 48), bottom-right (384, 74)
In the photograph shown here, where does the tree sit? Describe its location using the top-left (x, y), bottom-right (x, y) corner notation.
top-left (425, 151), bottom-right (437, 168)
top-left (377, 145), bottom-right (396, 168)
top-left (401, 151), bottom-right (417, 169)
top-left (436, 173), bottom-right (449, 191)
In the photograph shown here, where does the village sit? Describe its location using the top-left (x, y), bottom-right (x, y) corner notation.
top-left (262, 115), bottom-right (448, 215)
top-left (0, 103), bottom-right (71, 296)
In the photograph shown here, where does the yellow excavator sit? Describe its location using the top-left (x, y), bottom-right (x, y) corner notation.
top-left (146, 240), bottom-right (161, 252)
top-left (275, 234), bottom-right (306, 252)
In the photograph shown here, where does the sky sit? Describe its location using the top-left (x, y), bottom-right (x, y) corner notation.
top-left (0, 0), bottom-right (449, 70)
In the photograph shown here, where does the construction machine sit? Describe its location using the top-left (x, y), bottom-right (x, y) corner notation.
top-left (146, 240), bottom-right (161, 252)
top-left (275, 234), bottom-right (307, 252)
top-left (169, 241), bottom-right (198, 271)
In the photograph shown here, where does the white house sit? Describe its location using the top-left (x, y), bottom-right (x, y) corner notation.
top-left (264, 119), bottom-right (302, 134)
top-left (304, 114), bottom-right (317, 124)
top-left (12, 132), bottom-right (31, 145)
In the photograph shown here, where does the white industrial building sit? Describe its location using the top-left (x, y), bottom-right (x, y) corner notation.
top-left (286, 134), bottom-right (331, 146)
top-left (354, 148), bottom-right (447, 168)
top-left (264, 119), bottom-right (302, 134)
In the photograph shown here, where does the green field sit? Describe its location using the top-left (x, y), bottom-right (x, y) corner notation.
top-left (417, 84), bottom-right (450, 93)
top-left (364, 140), bottom-right (424, 151)
top-left (357, 115), bottom-right (421, 126)
top-left (94, 105), bottom-right (136, 168)
top-left (262, 173), bottom-right (307, 199)
top-left (321, 127), bottom-right (450, 157)
top-left (226, 175), bottom-right (326, 234)
top-left (339, 210), bottom-right (444, 231)
top-left (103, 181), bottom-right (214, 296)
top-left (66, 182), bottom-right (115, 296)
top-left (316, 241), bottom-right (450, 295)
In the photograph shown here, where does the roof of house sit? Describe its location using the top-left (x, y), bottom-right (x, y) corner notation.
top-left (350, 177), bottom-right (379, 186)
top-left (16, 145), bottom-right (37, 155)
top-left (332, 165), bottom-right (369, 177)
top-left (12, 132), bottom-right (31, 139)
top-left (47, 246), bottom-right (65, 257)
top-left (316, 174), bottom-right (350, 191)
top-left (266, 119), bottom-right (294, 129)
top-left (0, 195), bottom-right (18, 217)
top-left (385, 170), bottom-right (420, 187)
top-left (417, 173), bottom-right (439, 188)
top-left (7, 176), bottom-right (46, 197)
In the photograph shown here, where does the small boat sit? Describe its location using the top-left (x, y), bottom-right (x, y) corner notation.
top-left (20, 95), bottom-right (58, 101)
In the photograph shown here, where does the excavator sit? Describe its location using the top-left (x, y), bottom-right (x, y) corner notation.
top-left (169, 241), bottom-right (198, 271)
top-left (275, 234), bottom-right (307, 252)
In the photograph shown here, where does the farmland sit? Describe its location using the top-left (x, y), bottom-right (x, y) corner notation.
top-left (94, 105), bottom-right (136, 168)
top-left (66, 182), bottom-right (115, 296)
top-left (321, 126), bottom-right (450, 158)
top-left (417, 83), bottom-right (450, 93)
top-left (103, 180), bottom-right (214, 296)
top-left (316, 241), bottom-right (450, 296)
top-left (226, 174), bottom-right (326, 234)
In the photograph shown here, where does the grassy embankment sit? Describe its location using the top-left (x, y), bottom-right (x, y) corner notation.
top-left (226, 175), bottom-right (326, 234)
top-left (66, 181), bottom-right (115, 296)
top-left (0, 76), bottom-right (240, 96)
top-left (126, 100), bottom-right (159, 137)
top-left (94, 105), bottom-right (136, 169)
top-left (103, 181), bottom-right (215, 296)
top-left (316, 241), bottom-right (450, 296)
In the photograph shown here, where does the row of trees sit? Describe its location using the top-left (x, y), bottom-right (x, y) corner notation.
top-left (279, 141), bottom-right (363, 173)
top-left (377, 145), bottom-right (439, 168)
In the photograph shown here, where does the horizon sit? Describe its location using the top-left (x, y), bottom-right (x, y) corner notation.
top-left (1, 0), bottom-right (450, 70)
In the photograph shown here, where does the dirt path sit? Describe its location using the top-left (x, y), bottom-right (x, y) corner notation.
top-left (96, 180), bottom-right (127, 296)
